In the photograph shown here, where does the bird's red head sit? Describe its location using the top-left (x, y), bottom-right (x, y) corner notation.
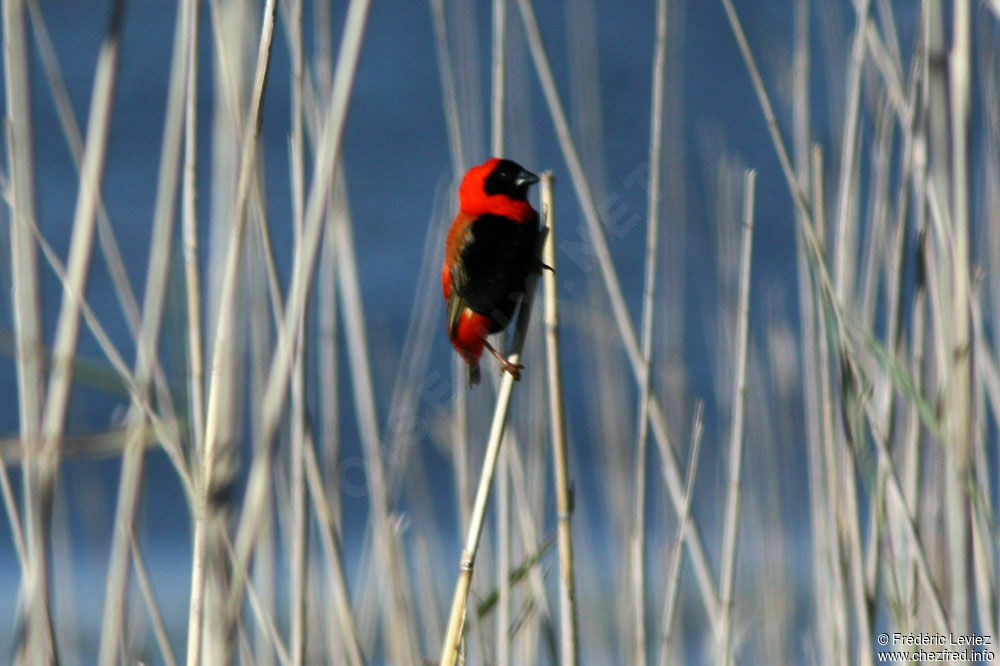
top-left (458, 157), bottom-right (539, 221)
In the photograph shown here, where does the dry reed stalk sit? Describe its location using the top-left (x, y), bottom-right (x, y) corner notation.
top-left (187, 2), bottom-right (278, 663)
top-left (717, 2), bottom-right (961, 652)
top-left (332, 170), bottom-right (419, 662)
top-left (47, 456), bottom-right (81, 662)
top-left (36, 0), bottom-right (125, 457)
top-left (718, 0), bottom-right (839, 312)
top-left (828, 8), bottom-right (874, 664)
top-left (969, 289), bottom-right (998, 635)
top-left (412, 533), bottom-right (444, 657)
top-left (870, 50), bottom-right (921, 616)
top-left (246, 245), bottom-right (277, 666)
top-left (289, 331), bottom-right (307, 666)
top-left (1, 0), bottom-right (40, 602)
top-left (23, 219), bottom-right (191, 492)
top-left (496, 415), bottom-right (554, 653)
top-left (381, 204), bottom-right (451, 496)
top-left (491, 0), bottom-right (506, 156)
top-left (94, 0), bottom-right (190, 660)
top-left (313, 0), bottom-right (342, 560)
top-left (226, 2), bottom-right (373, 648)
top-left (826, 31), bottom-right (954, 625)
top-left (945, 0), bottom-right (972, 634)
top-left (858, 98), bottom-right (895, 604)
top-left (919, 0), bottom-right (971, 636)
top-left (198, 7), bottom-right (255, 661)
top-left (497, 432), bottom-right (511, 666)
top-left (26, 0), bottom-right (143, 349)
top-left (303, 440), bottom-right (365, 665)
top-left (286, 0), bottom-right (308, 662)
top-left (830, 0), bottom-right (869, 307)
top-left (540, 172), bottom-right (578, 665)
top-left (429, 0), bottom-right (473, 552)
top-left (318, 179), bottom-right (342, 533)
top-left (22, 5), bottom-right (125, 661)
top-left (429, 0), bottom-right (467, 176)
top-left (8, 13), bottom-right (193, 657)
top-left (128, 530), bottom-right (179, 666)
top-left (860, 387), bottom-right (950, 631)
top-left (894, 35), bottom-right (930, 646)
top-left (789, 5), bottom-right (838, 663)
top-left (839, 414), bottom-right (872, 666)
top-left (657, 403), bottom-right (703, 666)
top-left (438, 224), bottom-right (548, 666)
top-left (490, 3), bottom-right (510, 662)
top-left (0, 441), bottom-right (26, 572)
top-left (374, 211), bottom-right (454, 638)
top-left (182, 0), bottom-right (205, 469)
top-left (717, 169), bottom-right (755, 665)
top-left (516, 0), bottom-right (720, 627)
top-left (221, 533), bottom-right (290, 666)
top-left (810, 145), bottom-right (850, 664)
top-left (199, 87), bottom-right (316, 658)
top-left (631, 0), bottom-right (668, 662)
top-left (452, 356), bottom-right (472, 526)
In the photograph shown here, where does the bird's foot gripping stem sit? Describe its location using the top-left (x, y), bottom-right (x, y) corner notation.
top-left (483, 338), bottom-right (523, 381)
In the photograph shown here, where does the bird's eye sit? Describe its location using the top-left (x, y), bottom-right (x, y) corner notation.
top-left (497, 168), bottom-right (512, 181)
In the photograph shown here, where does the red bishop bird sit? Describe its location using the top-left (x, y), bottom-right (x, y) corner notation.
top-left (442, 157), bottom-right (541, 385)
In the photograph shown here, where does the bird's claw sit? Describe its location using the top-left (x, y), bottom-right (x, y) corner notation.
top-left (500, 359), bottom-right (524, 381)
top-left (483, 338), bottom-right (524, 380)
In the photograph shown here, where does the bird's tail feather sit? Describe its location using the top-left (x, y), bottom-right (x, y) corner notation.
top-left (468, 362), bottom-right (481, 386)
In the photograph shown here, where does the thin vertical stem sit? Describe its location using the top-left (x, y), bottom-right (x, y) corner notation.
top-left (812, 145), bottom-right (848, 664)
top-left (333, 169), bottom-right (418, 662)
top-left (287, 0), bottom-right (308, 662)
top-left (187, 3), bottom-right (278, 664)
top-left (182, 0), bottom-right (204, 469)
top-left (28, 0), bottom-right (143, 344)
top-left (312, 0), bottom-right (341, 548)
top-left (947, 0), bottom-right (972, 633)
top-left (4, 0), bottom-right (46, 658)
top-left (95, 2), bottom-right (189, 662)
top-left (541, 172), bottom-right (578, 665)
top-left (631, 0), bottom-right (668, 662)
top-left (657, 403), bottom-right (703, 666)
top-left (491, 0), bottom-right (506, 158)
top-left (429, 0), bottom-right (466, 176)
top-left (491, 1), bottom-right (509, 662)
top-left (27, 0), bottom-right (123, 389)
top-left (429, 0), bottom-right (472, 550)
top-left (831, 0), bottom-right (870, 305)
top-left (515, 0), bottom-right (720, 625)
top-left (828, 7), bottom-right (875, 662)
top-left (29, 4), bottom-right (126, 662)
top-left (226, 0), bottom-right (373, 637)
top-left (439, 228), bottom-right (548, 666)
top-left (718, 169), bottom-right (755, 665)
top-left (303, 441), bottom-right (365, 666)
top-left (130, 532), bottom-right (180, 666)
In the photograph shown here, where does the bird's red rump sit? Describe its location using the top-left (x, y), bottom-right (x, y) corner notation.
top-left (450, 309), bottom-right (490, 362)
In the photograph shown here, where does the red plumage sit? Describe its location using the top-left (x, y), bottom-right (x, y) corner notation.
top-left (442, 157), bottom-right (540, 385)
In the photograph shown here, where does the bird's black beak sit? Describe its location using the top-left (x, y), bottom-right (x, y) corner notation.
top-left (515, 168), bottom-right (539, 189)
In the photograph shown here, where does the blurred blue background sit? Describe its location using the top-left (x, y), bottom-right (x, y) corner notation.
top-left (0, 0), bottom-right (931, 661)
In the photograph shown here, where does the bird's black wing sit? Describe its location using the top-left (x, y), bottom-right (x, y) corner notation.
top-left (457, 212), bottom-right (539, 332)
